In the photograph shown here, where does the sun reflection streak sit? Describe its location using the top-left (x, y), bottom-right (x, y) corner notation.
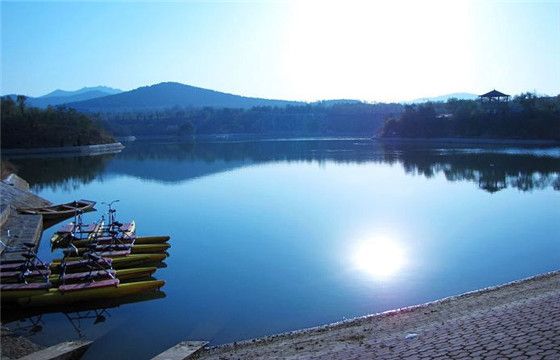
top-left (351, 236), bottom-right (407, 280)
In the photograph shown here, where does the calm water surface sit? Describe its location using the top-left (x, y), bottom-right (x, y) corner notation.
top-left (5, 139), bottom-right (560, 359)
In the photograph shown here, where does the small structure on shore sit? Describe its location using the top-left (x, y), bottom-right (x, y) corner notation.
top-left (479, 89), bottom-right (510, 102)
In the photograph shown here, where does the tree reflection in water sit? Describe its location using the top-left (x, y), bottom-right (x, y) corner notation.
top-left (6, 139), bottom-right (560, 193)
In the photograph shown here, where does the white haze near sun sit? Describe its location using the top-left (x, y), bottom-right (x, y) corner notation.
top-left (282, 0), bottom-right (475, 102)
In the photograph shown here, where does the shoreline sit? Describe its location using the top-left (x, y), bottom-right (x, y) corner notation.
top-left (376, 136), bottom-right (560, 146)
top-left (196, 270), bottom-right (560, 359)
top-left (1, 142), bottom-right (125, 157)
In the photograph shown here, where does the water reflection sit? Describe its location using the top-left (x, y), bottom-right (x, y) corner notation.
top-left (351, 236), bottom-right (407, 280)
top-left (3, 290), bottom-right (166, 339)
top-left (6, 139), bottom-right (560, 193)
top-left (7, 153), bottom-right (115, 192)
top-left (3, 139), bottom-right (558, 358)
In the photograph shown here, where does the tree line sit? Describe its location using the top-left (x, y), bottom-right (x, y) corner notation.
top-left (379, 93), bottom-right (560, 140)
top-left (3, 92), bottom-right (558, 148)
top-left (1, 96), bottom-right (115, 149)
top-left (98, 103), bottom-right (403, 137)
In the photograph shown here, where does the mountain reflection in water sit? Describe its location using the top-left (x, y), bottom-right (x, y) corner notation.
top-left (8, 139), bottom-right (560, 193)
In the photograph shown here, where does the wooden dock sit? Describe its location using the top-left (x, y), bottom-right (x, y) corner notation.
top-left (0, 175), bottom-right (51, 262)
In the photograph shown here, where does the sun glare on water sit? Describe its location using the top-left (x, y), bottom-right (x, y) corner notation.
top-left (351, 236), bottom-right (407, 280)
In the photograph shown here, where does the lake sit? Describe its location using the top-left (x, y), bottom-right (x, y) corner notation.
top-left (4, 139), bottom-right (560, 359)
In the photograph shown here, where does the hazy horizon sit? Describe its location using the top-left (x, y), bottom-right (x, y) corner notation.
top-left (2, 1), bottom-right (559, 102)
top-left (4, 81), bottom-right (558, 106)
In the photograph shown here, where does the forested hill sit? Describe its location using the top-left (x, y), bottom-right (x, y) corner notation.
top-left (66, 82), bottom-right (304, 112)
top-left (100, 102), bottom-right (403, 137)
top-left (1, 96), bottom-right (115, 149)
top-left (380, 93), bottom-right (560, 140)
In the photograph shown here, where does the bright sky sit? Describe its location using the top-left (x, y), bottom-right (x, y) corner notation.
top-left (1, 0), bottom-right (559, 102)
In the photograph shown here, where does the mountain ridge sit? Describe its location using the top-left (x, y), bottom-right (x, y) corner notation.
top-left (42, 86), bottom-right (122, 98)
top-left (3, 83), bottom-right (489, 111)
top-left (65, 82), bottom-right (304, 112)
top-left (1, 86), bottom-right (122, 108)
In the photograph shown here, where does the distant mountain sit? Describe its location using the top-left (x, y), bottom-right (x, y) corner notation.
top-left (41, 86), bottom-right (122, 98)
top-left (29, 90), bottom-right (119, 108)
top-left (66, 82), bottom-right (304, 112)
top-left (1, 86), bottom-right (122, 108)
top-left (409, 92), bottom-right (478, 103)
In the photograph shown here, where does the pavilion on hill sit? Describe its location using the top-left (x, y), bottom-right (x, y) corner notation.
top-left (479, 89), bottom-right (510, 102)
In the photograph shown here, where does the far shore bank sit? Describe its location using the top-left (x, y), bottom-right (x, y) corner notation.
top-left (376, 136), bottom-right (560, 146)
top-left (1, 142), bottom-right (125, 157)
top-left (115, 133), bottom-right (560, 146)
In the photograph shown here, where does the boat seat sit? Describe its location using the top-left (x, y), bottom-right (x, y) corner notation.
top-left (58, 223), bottom-right (97, 234)
top-left (120, 223), bottom-right (134, 232)
top-left (0, 269), bottom-right (51, 278)
top-left (61, 269), bottom-right (115, 281)
top-left (86, 253), bottom-right (103, 261)
top-left (96, 244), bottom-right (132, 251)
top-left (59, 278), bottom-right (119, 292)
top-left (58, 224), bottom-right (75, 233)
top-left (1, 282), bottom-right (51, 290)
top-left (81, 224), bottom-right (98, 233)
top-left (96, 238), bottom-right (135, 246)
top-left (0, 263), bottom-right (48, 271)
top-left (63, 258), bottom-right (113, 268)
top-left (96, 236), bottom-right (114, 242)
top-left (98, 250), bottom-right (131, 257)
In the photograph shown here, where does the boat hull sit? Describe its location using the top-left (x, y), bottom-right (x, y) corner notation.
top-left (19, 199), bottom-right (96, 217)
top-left (3, 280), bottom-right (165, 307)
top-left (134, 236), bottom-right (170, 244)
top-left (2, 267), bottom-right (157, 284)
top-left (19, 200), bottom-right (97, 229)
top-left (62, 267), bottom-right (156, 284)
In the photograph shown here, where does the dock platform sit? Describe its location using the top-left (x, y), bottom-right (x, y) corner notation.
top-left (0, 175), bottom-right (51, 262)
top-left (17, 340), bottom-right (93, 360)
top-left (152, 341), bottom-right (208, 360)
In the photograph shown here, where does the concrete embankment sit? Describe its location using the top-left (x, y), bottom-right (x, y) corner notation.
top-left (193, 271), bottom-right (560, 359)
top-left (2, 142), bottom-right (125, 156)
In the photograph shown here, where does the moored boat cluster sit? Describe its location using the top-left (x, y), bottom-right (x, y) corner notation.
top-left (1, 201), bottom-right (169, 308)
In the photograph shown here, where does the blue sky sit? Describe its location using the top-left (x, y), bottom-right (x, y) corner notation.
top-left (1, 1), bottom-right (559, 102)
